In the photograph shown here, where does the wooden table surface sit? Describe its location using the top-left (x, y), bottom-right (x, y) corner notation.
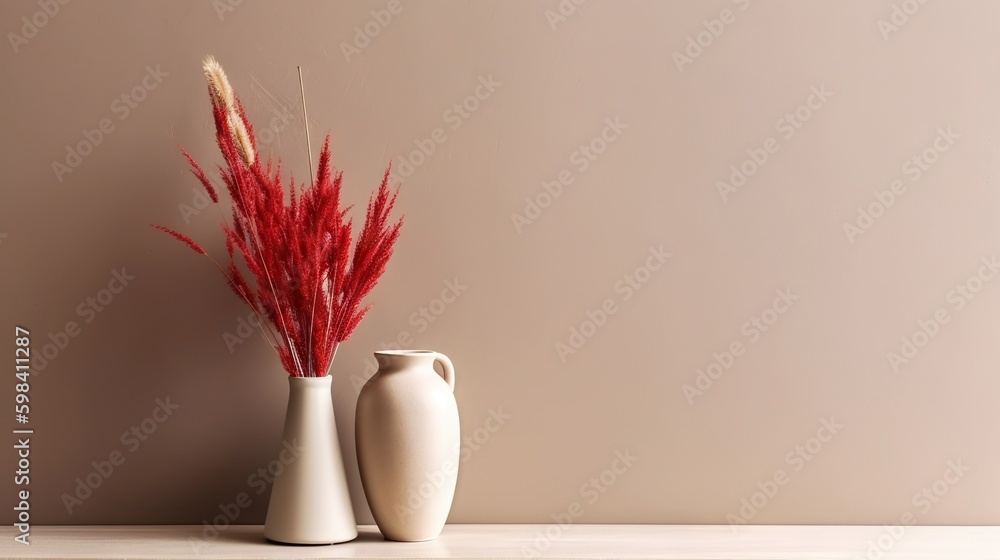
top-left (1, 524), bottom-right (999, 559)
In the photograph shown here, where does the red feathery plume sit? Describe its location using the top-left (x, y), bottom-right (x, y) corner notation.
top-left (179, 146), bottom-right (218, 203)
top-left (152, 225), bottom-right (207, 255)
top-left (154, 62), bottom-right (402, 378)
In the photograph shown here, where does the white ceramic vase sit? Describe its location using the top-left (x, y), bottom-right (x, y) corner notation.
top-left (355, 350), bottom-right (460, 541)
top-left (263, 375), bottom-right (358, 545)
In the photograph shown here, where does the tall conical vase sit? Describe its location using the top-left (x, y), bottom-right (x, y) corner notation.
top-left (264, 376), bottom-right (358, 544)
top-left (356, 350), bottom-right (460, 541)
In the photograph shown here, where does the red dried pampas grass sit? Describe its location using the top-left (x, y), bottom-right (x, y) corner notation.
top-left (154, 56), bottom-right (402, 378)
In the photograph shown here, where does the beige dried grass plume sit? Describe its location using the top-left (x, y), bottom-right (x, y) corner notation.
top-left (202, 55), bottom-right (255, 166)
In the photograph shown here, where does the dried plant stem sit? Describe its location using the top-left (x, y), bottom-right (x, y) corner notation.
top-left (299, 64), bottom-right (319, 376)
top-left (323, 341), bottom-right (340, 378)
top-left (297, 66), bottom-right (314, 187)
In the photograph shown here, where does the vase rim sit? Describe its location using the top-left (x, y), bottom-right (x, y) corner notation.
top-left (287, 375), bottom-right (333, 383)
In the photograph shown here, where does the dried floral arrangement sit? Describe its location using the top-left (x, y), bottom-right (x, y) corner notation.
top-left (155, 57), bottom-right (402, 377)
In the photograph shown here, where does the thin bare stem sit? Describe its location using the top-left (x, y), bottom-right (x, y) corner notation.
top-left (298, 64), bottom-right (319, 376)
top-left (297, 66), bottom-right (315, 187)
top-left (323, 341), bottom-right (340, 378)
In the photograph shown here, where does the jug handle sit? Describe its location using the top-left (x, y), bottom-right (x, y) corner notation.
top-left (433, 352), bottom-right (455, 392)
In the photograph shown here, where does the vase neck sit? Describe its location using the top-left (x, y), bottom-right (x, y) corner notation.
top-left (375, 350), bottom-right (436, 372)
top-left (287, 375), bottom-right (333, 394)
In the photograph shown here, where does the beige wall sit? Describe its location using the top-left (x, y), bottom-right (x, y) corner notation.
top-left (3, 0), bottom-right (1000, 526)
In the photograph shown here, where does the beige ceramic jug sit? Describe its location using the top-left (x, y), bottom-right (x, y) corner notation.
top-left (355, 350), bottom-right (460, 541)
